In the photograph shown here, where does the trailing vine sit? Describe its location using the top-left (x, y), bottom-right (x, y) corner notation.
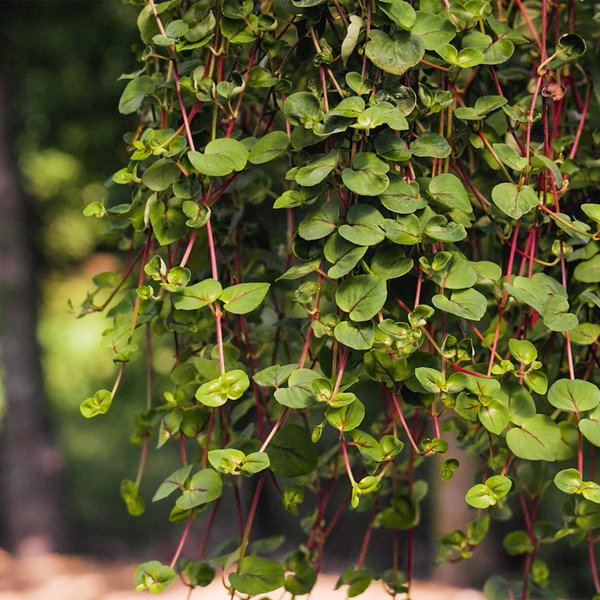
top-left (81, 0), bottom-right (600, 597)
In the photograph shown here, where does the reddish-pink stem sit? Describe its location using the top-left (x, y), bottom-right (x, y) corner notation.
top-left (390, 394), bottom-right (420, 454)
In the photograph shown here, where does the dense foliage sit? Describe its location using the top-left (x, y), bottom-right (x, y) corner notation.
top-left (82, 0), bottom-right (600, 597)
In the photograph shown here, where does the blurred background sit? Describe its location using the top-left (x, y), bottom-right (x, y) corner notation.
top-left (0, 0), bottom-right (179, 560)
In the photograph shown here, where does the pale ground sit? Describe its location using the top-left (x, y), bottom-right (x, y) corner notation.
top-left (0, 552), bottom-right (484, 600)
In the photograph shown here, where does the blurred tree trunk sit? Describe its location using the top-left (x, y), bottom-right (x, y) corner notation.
top-left (0, 68), bottom-right (66, 555)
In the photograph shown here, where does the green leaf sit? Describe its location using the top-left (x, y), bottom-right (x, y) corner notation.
top-left (160, 266), bottom-right (190, 292)
top-left (176, 469), bottom-right (223, 509)
top-left (248, 131), bottom-right (289, 164)
top-left (554, 468), bottom-right (582, 494)
top-left (188, 138), bottom-right (249, 177)
top-left (547, 379), bottom-right (600, 413)
top-left (241, 452), bottom-right (271, 475)
top-left (484, 38), bottom-right (515, 65)
top-left (531, 155), bottom-right (562, 187)
top-left (542, 296), bottom-right (578, 332)
top-left (491, 183), bottom-right (538, 220)
top-left (334, 321), bottom-right (375, 350)
top-left (253, 363), bottom-right (297, 388)
top-left (410, 132), bottom-right (452, 158)
top-left (415, 367), bottom-right (445, 394)
top-left (342, 152), bottom-right (390, 196)
top-left (338, 205), bottom-right (385, 246)
top-left (364, 349), bottom-right (409, 386)
top-left (374, 132), bottom-right (411, 162)
top-left (504, 273), bottom-right (562, 315)
top-left (336, 275), bottom-right (387, 321)
top-left (423, 217), bottom-right (467, 243)
top-left (273, 369), bottom-right (319, 409)
top-left (120, 479), bottom-right (145, 516)
top-left (180, 560), bottom-right (215, 588)
top-left (325, 399), bottom-right (366, 431)
top-left (196, 370), bottom-right (250, 407)
top-left (382, 215), bottom-right (422, 245)
top-left (503, 530), bottom-right (534, 555)
top-left (80, 389), bottom-right (113, 418)
top-left (370, 246), bottom-right (413, 279)
top-left (574, 255), bottom-right (600, 283)
top-left (354, 102), bottom-right (409, 131)
top-left (298, 202), bottom-right (339, 240)
top-left (377, 0), bottom-right (416, 29)
top-left (220, 283), bottom-right (270, 314)
top-left (493, 144), bottom-right (527, 172)
top-left (133, 561), bottom-right (176, 594)
top-left (380, 179), bottom-right (422, 217)
top-left (273, 188), bottom-right (316, 209)
top-left (502, 381), bottom-right (535, 425)
top-left (508, 339), bottom-right (537, 365)
top-left (119, 76), bottom-right (154, 115)
top-left (153, 465), bottom-right (194, 502)
top-left (295, 152), bottom-right (340, 187)
top-left (432, 253), bottom-right (477, 289)
top-left (267, 424), bottom-right (318, 477)
top-left (335, 566), bottom-right (373, 597)
top-left (229, 557), bottom-right (285, 595)
top-left (506, 415), bottom-right (560, 461)
top-left (219, 370), bottom-right (250, 399)
top-left (182, 201), bottom-right (210, 228)
top-left (465, 475), bottom-right (511, 509)
top-left (173, 279), bottom-right (223, 310)
top-left (341, 15), bottom-right (364, 64)
top-left (570, 323), bottom-right (600, 346)
top-left (324, 234), bottom-right (368, 278)
top-left (580, 407), bottom-right (600, 447)
top-left (365, 29), bottom-right (425, 76)
top-left (429, 173), bottom-right (471, 213)
top-left (142, 159), bottom-right (181, 191)
top-left (283, 92), bottom-right (323, 128)
top-left (432, 289), bottom-right (487, 321)
top-left (479, 399), bottom-right (510, 435)
top-left (351, 430), bottom-right (384, 462)
top-left (148, 199), bottom-right (187, 246)
top-left (208, 448), bottom-right (246, 474)
top-left (412, 11), bottom-right (456, 50)
top-left (437, 44), bottom-right (484, 68)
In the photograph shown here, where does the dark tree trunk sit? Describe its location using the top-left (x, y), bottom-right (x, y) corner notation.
top-left (0, 68), bottom-right (66, 555)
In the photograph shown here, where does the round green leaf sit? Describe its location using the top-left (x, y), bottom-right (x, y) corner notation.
top-left (133, 561), bottom-right (176, 594)
top-left (342, 152), bottom-right (390, 196)
top-left (491, 183), bottom-right (539, 220)
top-left (365, 30), bottom-right (425, 76)
top-left (338, 204), bottom-right (385, 246)
top-left (176, 469), bottom-right (223, 509)
top-left (334, 321), bottom-right (375, 350)
top-left (432, 289), bottom-right (487, 321)
top-left (80, 389), bottom-right (113, 418)
top-left (188, 138), bottom-right (249, 177)
top-left (220, 282), bottom-right (270, 314)
top-left (335, 275), bottom-right (387, 321)
top-left (229, 557), bottom-right (285, 595)
top-left (554, 468), bottom-right (582, 494)
top-left (506, 415), bottom-right (560, 461)
top-left (142, 159), bottom-right (181, 191)
top-left (325, 399), bottom-right (366, 431)
top-left (248, 131), bottom-right (289, 164)
top-left (547, 379), bottom-right (600, 413)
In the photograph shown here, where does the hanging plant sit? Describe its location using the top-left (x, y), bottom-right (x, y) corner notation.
top-left (81, 0), bottom-right (600, 597)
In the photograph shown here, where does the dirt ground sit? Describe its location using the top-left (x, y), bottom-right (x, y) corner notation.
top-left (0, 551), bottom-right (484, 599)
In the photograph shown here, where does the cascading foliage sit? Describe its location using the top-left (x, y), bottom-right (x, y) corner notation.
top-left (81, 0), bottom-right (600, 597)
